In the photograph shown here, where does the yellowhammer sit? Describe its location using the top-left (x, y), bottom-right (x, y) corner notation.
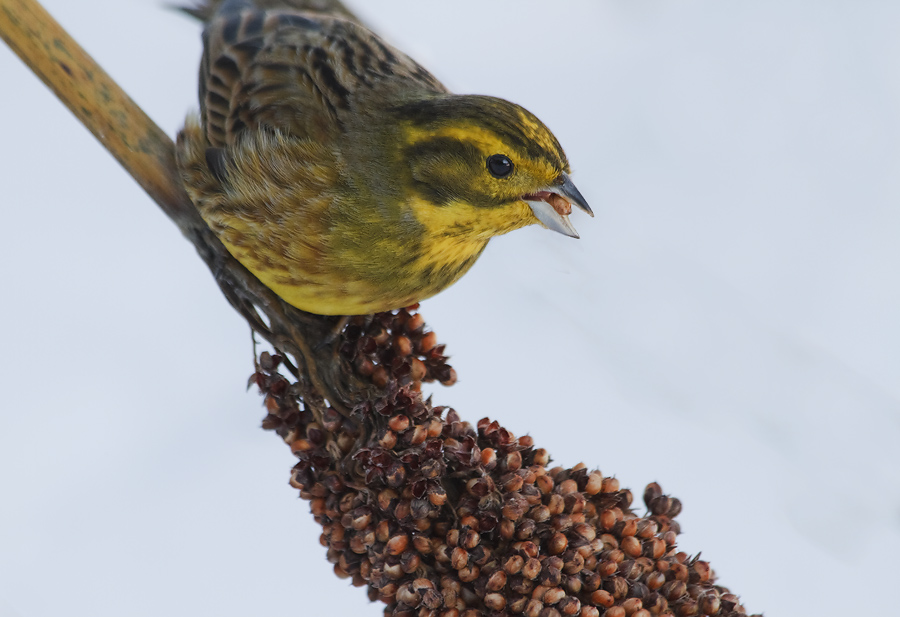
top-left (176, 0), bottom-right (592, 316)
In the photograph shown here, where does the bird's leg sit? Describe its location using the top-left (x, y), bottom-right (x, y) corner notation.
top-left (314, 314), bottom-right (352, 350)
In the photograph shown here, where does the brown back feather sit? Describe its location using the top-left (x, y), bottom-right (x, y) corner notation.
top-left (187, 1), bottom-right (446, 147)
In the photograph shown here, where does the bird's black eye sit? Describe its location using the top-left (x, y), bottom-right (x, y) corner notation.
top-left (487, 154), bottom-right (513, 178)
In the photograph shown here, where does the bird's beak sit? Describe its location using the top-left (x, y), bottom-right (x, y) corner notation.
top-left (524, 172), bottom-right (593, 239)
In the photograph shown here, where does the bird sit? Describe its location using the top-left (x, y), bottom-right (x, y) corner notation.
top-left (176, 0), bottom-right (592, 316)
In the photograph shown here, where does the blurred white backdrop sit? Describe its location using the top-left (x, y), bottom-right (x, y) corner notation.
top-left (1, 1), bottom-right (898, 616)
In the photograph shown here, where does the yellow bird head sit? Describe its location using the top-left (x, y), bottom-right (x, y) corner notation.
top-left (394, 94), bottom-right (593, 239)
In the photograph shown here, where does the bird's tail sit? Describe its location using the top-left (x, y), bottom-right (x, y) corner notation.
top-left (177, 0), bottom-right (357, 22)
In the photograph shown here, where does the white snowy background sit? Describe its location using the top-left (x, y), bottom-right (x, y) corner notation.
top-left (1, 1), bottom-right (898, 616)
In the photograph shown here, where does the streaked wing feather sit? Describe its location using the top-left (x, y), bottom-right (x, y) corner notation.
top-left (199, 7), bottom-right (447, 147)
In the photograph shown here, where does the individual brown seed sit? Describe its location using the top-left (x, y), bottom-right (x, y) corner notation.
top-left (506, 450), bottom-right (523, 471)
top-left (484, 593), bottom-right (507, 611)
top-left (573, 523), bottom-right (596, 542)
top-left (601, 477), bottom-right (620, 493)
top-left (290, 438), bottom-right (313, 454)
top-left (580, 607), bottom-right (600, 617)
top-left (407, 424), bottom-right (428, 445)
top-left (562, 551), bottom-right (584, 575)
top-left (516, 519), bottom-right (537, 540)
top-left (385, 563), bottom-right (404, 580)
top-left (433, 543), bottom-right (451, 563)
top-left (617, 559), bottom-right (637, 580)
top-left (451, 547), bottom-right (468, 570)
top-left (621, 536), bottom-right (642, 558)
top-left (548, 533), bottom-right (568, 555)
top-left (459, 515), bottom-right (479, 529)
top-left (457, 565), bottom-right (479, 582)
top-left (441, 368), bottom-right (457, 386)
top-left (644, 537), bottom-right (666, 560)
top-left (645, 593), bottom-right (667, 614)
top-left (418, 331), bottom-right (438, 353)
top-left (481, 447), bottom-right (497, 469)
top-left (621, 598), bottom-right (643, 616)
top-left (620, 519), bottom-right (638, 537)
top-left (597, 560), bottom-right (618, 577)
top-left (426, 418), bottom-right (443, 438)
top-left (691, 561), bottom-right (711, 583)
top-left (394, 335), bottom-right (413, 356)
top-left (558, 479), bottom-right (578, 495)
top-left (428, 487), bottom-right (448, 507)
top-left (663, 531), bottom-right (678, 547)
top-left (377, 488), bottom-right (399, 511)
top-left (378, 429), bottom-right (398, 449)
top-left (525, 599), bottom-right (544, 617)
top-left (505, 555), bottom-right (525, 575)
top-left (446, 529), bottom-right (460, 547)
top-left (542, 587), bottom-right (565, 605)
top-left (509, 595), bottom-right (529, 614)
top-left (515, 541), bottom-right (539, 558)
top-left (374, 520), bottom-right (390, 543)
top-left (388, 414), bottom-right (411, 433)
top-left (530, 505), bottom-right (551, 523)
top-left (603, 576), bottom-right (629, 599)
top-left (600, 509), bottom-right (618, 530)
top-left (523, 558), bottom-right (542, 580)
top-left (396, 583), bottom-right (421, 607)
top-left (411, 535), bottom-right (432, 556)
top-left (632, 611), bottom-right (651, 617)
top-left (401, 551), bottom-right (421, 573)
top-left (676, 599), bottom-right (698, 616)
top-left (406, 312), bottom-right (425, 332)
top-left (461, 529), bottom-right (480, 550)
top-left (547, 494), bottom-right (565, 516)
top-left (642, 483), bottom-right (663, 508)
top-left (698, 593), bottom-right (720, 615)
top-left (720, 594), bottom-right (740, 611)
top-left (667, 498), bottom-right (682, 518)
top-left (422, 589), bottom-right (442, 610)
top-left (636, 520), bottom-right (658, 539)
top-left (558, 596), bottom-right (581, 616)
top-left (669, 562), bottom-right (688, 582)
top-left (536, 475), bottom-right (555, 494)
top-left (564, 573), bottom-right (582, 594)
top-left (584, 472), bottom-right (604, 495)
top-left (662, 580), bottom-right (687, 602)
top-left (504, 474), bottom-right (525, 493)
top-left (646, 571), bottom-right (666, 591)
top-left (487, 570), bottom-right (507, 592)
top-left (590, 590), bottom-right (614, 608)
top-left (409, 357), bottom-right (427, 381)
top-left (533, 449), bottom-right (550, 466)
top-left (605, 608), bottom-right (625, 617)
top-left (510, 575), bottom-right (535, 595)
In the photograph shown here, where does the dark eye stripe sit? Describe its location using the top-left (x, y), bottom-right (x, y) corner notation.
top-left (404, 137), bottom-right (507, 208)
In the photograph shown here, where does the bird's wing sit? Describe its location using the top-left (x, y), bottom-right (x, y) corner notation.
top-left (198, 6), bottom-right (448, 147)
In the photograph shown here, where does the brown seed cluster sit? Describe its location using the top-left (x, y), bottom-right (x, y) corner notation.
top-left (252, 307), bottom-right (758, 617)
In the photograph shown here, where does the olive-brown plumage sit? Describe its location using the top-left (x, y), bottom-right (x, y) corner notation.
top-left (177, 0), bottom-right (591, 315)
